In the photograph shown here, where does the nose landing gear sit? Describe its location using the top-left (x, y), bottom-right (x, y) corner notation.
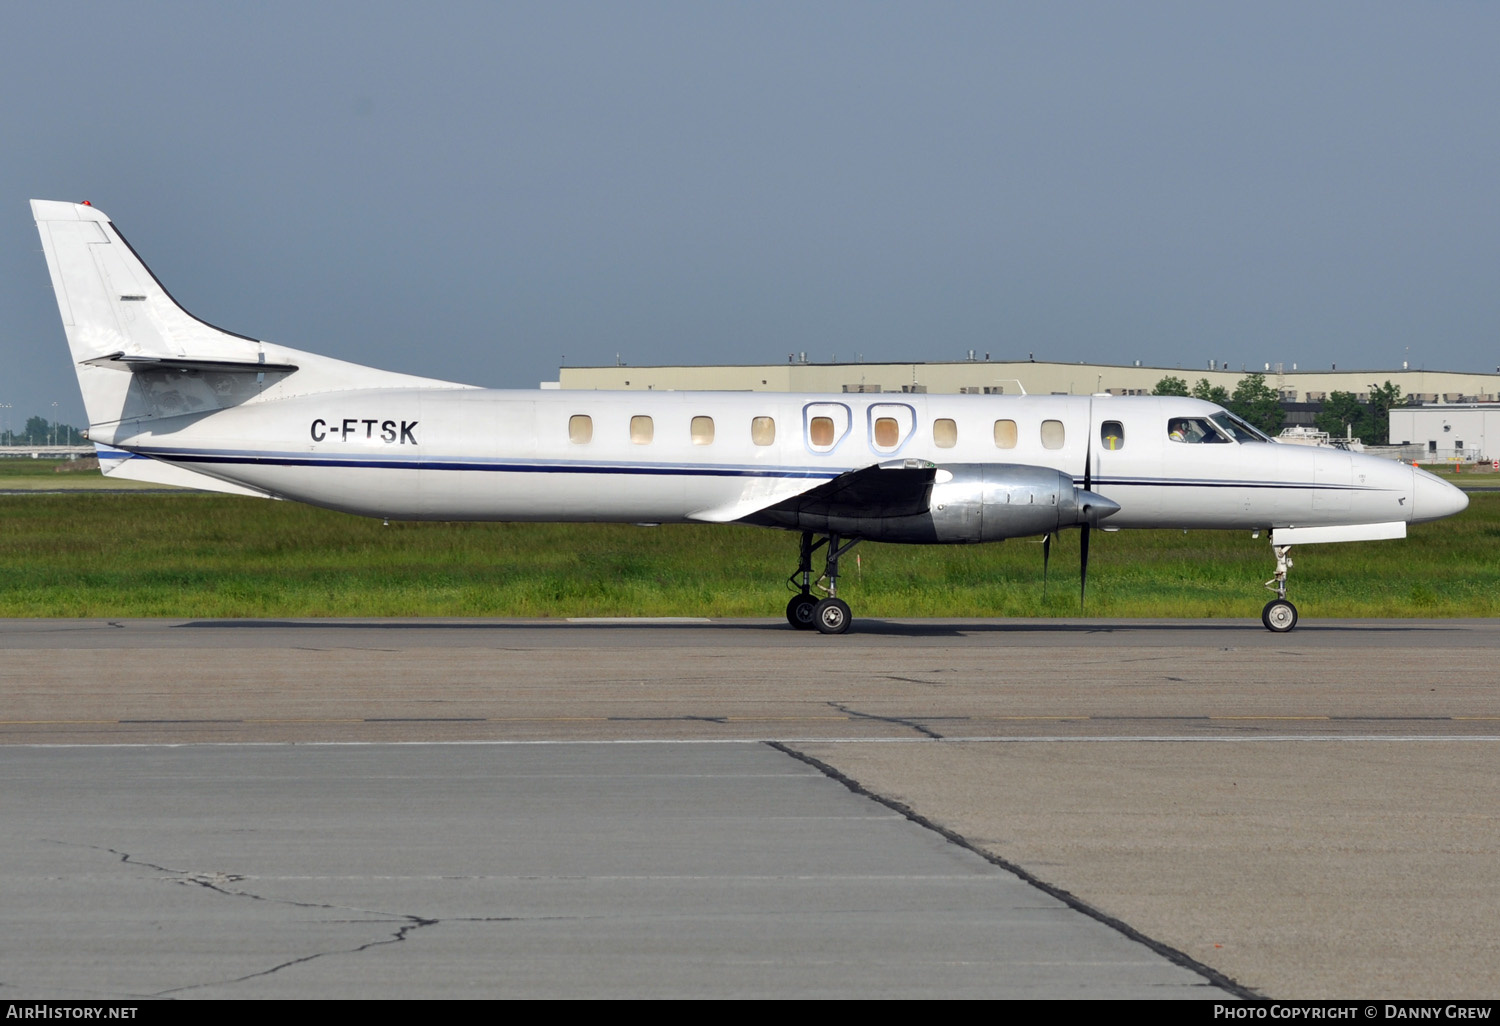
top-left (785, 530), bottom-right (861, 634)
top-left (1261, 541), bottom-right (1298, 632)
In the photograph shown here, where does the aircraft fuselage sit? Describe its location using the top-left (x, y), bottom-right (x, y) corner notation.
top-left (96, 388), bottom-right (1459, 538)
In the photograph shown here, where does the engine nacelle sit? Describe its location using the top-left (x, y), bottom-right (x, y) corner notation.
top-left (758, 463), bottom-right (1120, 543)
top-left (922, 464), bottom-right (1111, 543)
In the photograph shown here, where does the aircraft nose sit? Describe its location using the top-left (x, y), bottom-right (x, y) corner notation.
top-left (1075, 489), bottom-right (1121, 526)
top-left (1411, 465), bottom-right (1468, 523)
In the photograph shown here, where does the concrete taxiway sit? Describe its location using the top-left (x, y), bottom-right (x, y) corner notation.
top-left (6, 742), bottom-right (1224, 999)
top-left (4, 617), bottom-right (1498, 998)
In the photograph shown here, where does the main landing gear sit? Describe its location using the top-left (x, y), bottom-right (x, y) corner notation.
top-left (785, 531), bottom-right (862, 635)
top-left (1261, 540), bottom-right (1298, 633)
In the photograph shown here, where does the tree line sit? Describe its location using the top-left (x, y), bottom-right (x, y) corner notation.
top-left (0, 415), bottom-right (86, 446)
top-left (1151, 374), bottom-right (1405, 444)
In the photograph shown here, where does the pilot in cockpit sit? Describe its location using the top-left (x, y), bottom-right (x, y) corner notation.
top-left (1168, 417), bottom-right (1228, 444)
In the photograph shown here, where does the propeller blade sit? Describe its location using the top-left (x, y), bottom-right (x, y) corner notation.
top-left (1080, 524), bottom-right (1090, 609)
top-left (1080, 397), bottom-right (1093, 608)
top-left (1042, 532), bottom-right (1051, 596)
top-left (1083, 398), bottom-right (1093, 492)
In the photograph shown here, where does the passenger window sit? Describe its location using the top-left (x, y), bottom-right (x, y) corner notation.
top-left (751, 416), bottom-right (775, 446)
top-left (691, 416), bottom-right (714, 445)
top-left (569, 415), bottom-right (592, 444)
top-left (866, 403), bottom-right (915, 453)
top-left (630, 415), bottom-right (653, 444)
top-left (1100, 420), bottom-right (1124, 451)
top-left (809, 417), bottom-right (835, 447)
top-left (994, 419), bottom-right (1017, 449)
top-left (1041, 420), bottom-right (1065, 450)
top-left (804, 403), bottom-right (851, 452)
top-left (933, 418), bottom-right (957, 448)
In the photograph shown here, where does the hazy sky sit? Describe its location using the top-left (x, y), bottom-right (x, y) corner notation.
top-left (3, 1), bottom-right (1496, 426)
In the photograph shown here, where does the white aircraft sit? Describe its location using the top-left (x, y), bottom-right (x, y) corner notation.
top-left (31, 199), bottom-right (1468, 634)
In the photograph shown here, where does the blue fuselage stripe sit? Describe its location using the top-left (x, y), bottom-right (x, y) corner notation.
top-left (1080, 477), bottom-right (1388, 493)
top-left (105, 448), bottom-right (1391, 494)
top-left (128, 448), bottom-right (838, 481)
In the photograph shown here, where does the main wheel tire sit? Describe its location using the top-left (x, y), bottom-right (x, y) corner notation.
top-left (786, 594), bottom-right (817, 630)
top-left (1262, 599), bottom-right (1298, 633)
top-left (814, 597), bottom-right (852, 635)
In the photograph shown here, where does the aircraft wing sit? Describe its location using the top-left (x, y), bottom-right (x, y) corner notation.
top-left (687, 460), bottom-right (936, 525)
top-left (758, 460), bottom-right (936, 519)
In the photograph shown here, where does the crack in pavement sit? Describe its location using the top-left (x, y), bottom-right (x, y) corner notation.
top-left (42, 840), bottom-right (544, 997)
top-left (827, 701), bottom-right (945, 739)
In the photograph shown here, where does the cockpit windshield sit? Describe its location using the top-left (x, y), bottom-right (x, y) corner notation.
top-left (1167, 412), bottom-right (1271, 445)
top-left (1167, 417), bottom-right (1229, 443)
top-left (1210, 411), bottom-right (1270, 443)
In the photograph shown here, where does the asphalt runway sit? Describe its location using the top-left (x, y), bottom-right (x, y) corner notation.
top-left (4, 617), bottom-right (1499, 998)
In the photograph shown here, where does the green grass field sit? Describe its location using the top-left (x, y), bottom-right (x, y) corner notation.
top-left (2, 459), bottom-right (1495, 619)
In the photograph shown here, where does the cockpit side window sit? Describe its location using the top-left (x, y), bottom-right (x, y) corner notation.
top-left (1167, 416), bottom-right (1229, 444)
top-left (1210, 412), bottom-right (1269, 442)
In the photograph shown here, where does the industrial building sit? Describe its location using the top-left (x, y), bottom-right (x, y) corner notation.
top-left (1391, 405), bottom-right (1500, 464)
top-left (552, 358), bottom-right (1500, 406)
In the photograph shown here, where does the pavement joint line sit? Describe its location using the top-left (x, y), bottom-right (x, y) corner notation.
top-left (8, 734), bottom-right (1500, 749)
top-left (564, 617), bottom-right (714, 623)
top-left (765, 740), bottom-right (1258, 1000)
top-left (119, 719), bottom-right (244, 724)
top-left (3, 714), bottom-right (1494, 726)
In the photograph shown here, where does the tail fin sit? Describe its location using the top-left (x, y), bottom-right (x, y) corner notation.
top-left (31, 199), bottom-right (276, 428)
top-left (31, 200), bottom-right (465, 432)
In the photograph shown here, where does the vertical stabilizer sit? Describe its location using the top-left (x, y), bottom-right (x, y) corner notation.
top-left (31, 199), bottom-right (267, 428)
top-left (33, 199), bottom-right (473, 435)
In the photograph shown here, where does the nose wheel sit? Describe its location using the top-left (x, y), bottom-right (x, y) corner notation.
top-left (786, 531), bottom-right (861, 634)
top-left (1261, 598), bottom-right (1298, 632)
top-left (1261, 540), bottom-right (1299, 632)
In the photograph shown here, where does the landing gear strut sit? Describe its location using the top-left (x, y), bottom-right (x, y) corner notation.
top-left (1261, 540), bottom-right (1298, 633)
top-left (786, 530), bottom-right (861, 634)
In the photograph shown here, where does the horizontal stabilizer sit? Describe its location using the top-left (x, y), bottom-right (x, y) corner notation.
top-left (81, 351), bottom-right (299, 374)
